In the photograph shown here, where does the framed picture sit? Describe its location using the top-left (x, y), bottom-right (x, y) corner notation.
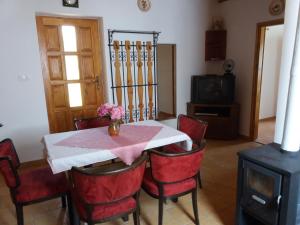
top-left (63, 0), bottom-right (79, 8)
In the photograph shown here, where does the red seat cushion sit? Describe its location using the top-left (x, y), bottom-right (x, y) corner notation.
top-left (75, 117), bottom-right (111, 130)
top-left (162, 144), bottom-right (186, 153)
top-left (162, 143), bottom-right (199, 153)
top-left (142, 168), bottom-right (196, 197)
top-left (0, 139), bottom-right (20, 188)
top-left (73, 193), bottom-right (136, 221)
top-left (15, 167), bottom-right (68, 203)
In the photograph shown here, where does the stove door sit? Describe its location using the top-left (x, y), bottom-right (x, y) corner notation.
top-left (241, 161), bottom-right (282, 225)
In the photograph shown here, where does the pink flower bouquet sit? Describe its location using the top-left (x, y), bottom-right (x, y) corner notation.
top-left (97, 103), bottom-right (125, 121)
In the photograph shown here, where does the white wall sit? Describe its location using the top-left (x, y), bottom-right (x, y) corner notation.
top-left (215, 0), bottom-right (283, 136)
top-left (259, 25), bottom-right (284, 120)
top-left (0, 0), bottom-right (215, 162)
top-left (274, 0), bottom-right (300, 144)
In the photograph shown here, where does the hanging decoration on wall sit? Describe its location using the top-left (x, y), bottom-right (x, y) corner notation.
top-left (137, 0), bottom-right (152, 12)
top-left (108, 30), bottom-right (160, 123)
top-left (269, 0), bottom-right (285, 16)
top-left (62, 0), bottom-right (79, 8)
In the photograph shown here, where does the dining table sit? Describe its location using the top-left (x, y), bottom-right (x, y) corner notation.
top-left (43, 120), bottom-right (193, 174)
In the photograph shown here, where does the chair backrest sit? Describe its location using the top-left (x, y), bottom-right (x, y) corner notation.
top-left (74, 117), bottom-right (111, 130)
top-left (149, 144), bottom-right (205, 184)
top-left (0, 139), bottom-right (20, 188)
top-left (178, 114), bottom-right (208, 145)
top-left (71, 154), bottom-right (147, 205)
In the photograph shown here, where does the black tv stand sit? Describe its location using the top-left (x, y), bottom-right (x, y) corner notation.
top-left (187, 102), bottom-right (240, 139)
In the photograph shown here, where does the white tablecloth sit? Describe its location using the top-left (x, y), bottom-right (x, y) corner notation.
top-left (43, 120), bottom-right (192, 174)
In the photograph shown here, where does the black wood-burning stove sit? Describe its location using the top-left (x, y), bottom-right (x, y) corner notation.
top-left (236, 143), bottom-right (300, 225)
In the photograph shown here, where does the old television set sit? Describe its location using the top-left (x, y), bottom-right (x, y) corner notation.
top-left (191, 74), bottom-right (235, 104)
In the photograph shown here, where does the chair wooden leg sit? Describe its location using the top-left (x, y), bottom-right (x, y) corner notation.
top-left (122, 215), bottom-right (129, 222)
top-left (158, 197), bottom-right (164, 225)
top-left (198, 172), bottom-right (203, 189)
top-left (15, 205), bottom-right (24, 225)
top-left (61, 195), bottom-right (67, 208)
top-left (192, 189), bottom-right (200, 225)
top-left (133, 191), bottom-right (141, 225)
top-left (133, 209), bottom-right (140, 225)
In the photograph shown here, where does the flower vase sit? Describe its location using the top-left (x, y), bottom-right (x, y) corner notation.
top-left (108, 121), bottom-right (120, 136)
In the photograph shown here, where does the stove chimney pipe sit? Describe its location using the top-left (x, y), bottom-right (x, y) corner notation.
top-left (281, 4), bottom-right (300, 153)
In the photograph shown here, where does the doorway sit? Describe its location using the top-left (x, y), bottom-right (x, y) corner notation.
top-left (250, 19), bottom-right (284, 143)
top-left (36, 16), bottom-right (106, 133)
top-left (157, 44), bottom-right (177, 120)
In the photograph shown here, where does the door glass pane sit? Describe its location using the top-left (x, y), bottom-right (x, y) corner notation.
top-left (62, 25), bottom-right (77, 52)
top-left (68, 83), bottom-right (83, 107)
top-left (65, 55), bottom-right (80, 80)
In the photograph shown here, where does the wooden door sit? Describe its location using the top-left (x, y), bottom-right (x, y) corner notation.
top-left (36, 16), bottom-right (106, 133)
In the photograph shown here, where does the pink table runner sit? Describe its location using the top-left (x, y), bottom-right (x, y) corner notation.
top-left (54, 125), bottom-right (162, 165)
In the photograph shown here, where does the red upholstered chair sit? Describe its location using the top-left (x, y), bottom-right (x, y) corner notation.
top-left (74, 116), bottom-right (111, 130)
top-left (178, 114), bottom-right (207, 144)
top-left (165, 114), bottom-right (208, 151)
top-left (70, 154), bottom-right (147, 225)
top-left (163, 114), bottom-right (207, 188)
top-left (142, 144), bottom-right (205, 225)
top-left (0, 139), bottom-right (72, 225)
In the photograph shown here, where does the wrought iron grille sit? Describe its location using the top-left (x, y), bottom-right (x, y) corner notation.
top-left (108, 30), bottom-right (160, 123)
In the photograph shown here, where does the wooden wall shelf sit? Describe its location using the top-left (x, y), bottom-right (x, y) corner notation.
top-left (205, 30), bottom-right (227, 61)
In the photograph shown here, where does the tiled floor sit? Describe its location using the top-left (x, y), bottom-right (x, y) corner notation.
top-left (0, 139), bottom-right (261, 225)
top-left (256, 118), bottom-right (276, 145)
